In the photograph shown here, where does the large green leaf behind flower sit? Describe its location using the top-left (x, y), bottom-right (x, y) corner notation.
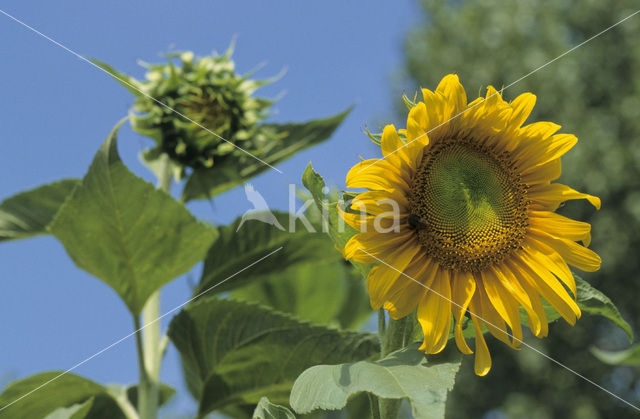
top-left (232, 258), bottom-right (371, 330)
top-left (545, 275), bottom-right (632, 341)
top-left (167, 296), bottom-right (379, 417)
top-left (290, 343), bottom-right (461, 419)
top-left (183, 109), bottom-right (352, 201)
top-left (197, 211), bottom-right (338, 296)
top-left (465, 275), bottom-right (634, 344)
top-left (49, 120), bottom-right (218, 315)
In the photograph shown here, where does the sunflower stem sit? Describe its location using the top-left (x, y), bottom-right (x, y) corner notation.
top-left (369, 393), bottom-right (382, 419)
top-left (134, 316), bottom-right (155, 419)
top-left (378, 308), bottom-right (386, 342)
top-left (378, 315), bottom-right (410, 419)
top-left (382, 315), bottom-right (409, 357)
top-left (137, 154), bottom-right (172, 419)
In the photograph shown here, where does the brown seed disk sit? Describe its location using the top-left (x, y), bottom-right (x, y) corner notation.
top-left (408, 136), bottom-right (529, 272)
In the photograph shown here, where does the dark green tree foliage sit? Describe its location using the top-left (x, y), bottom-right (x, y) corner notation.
top-left (402, 1), bottom-right (640, 417)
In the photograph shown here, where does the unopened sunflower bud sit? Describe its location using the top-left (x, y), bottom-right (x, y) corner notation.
top-left (126, 45), bottom-right (277, 175)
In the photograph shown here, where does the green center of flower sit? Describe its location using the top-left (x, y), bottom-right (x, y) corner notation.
top-left (409, 139), bottom-right (529, 271)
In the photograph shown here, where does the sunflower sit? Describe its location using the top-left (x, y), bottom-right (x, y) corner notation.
top-left (339, 75), bottom-right (601, 375)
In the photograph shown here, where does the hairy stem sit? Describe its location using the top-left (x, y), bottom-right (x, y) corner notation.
top-left (140, 292), bottom-right (160, 419)
top-left (382, 315), bottom-right (409, 357)
top-left (378, 308), bottom-right (386, 344)
top-left (378, 314), bottom-right (410, 419)
top-left (369, 392), bottom-right (382, 419)
top-left (107, 382), bottom-right (140, 419)
top-left (137, 154), bottom-right (172, 419)
top-left (134, 316), bottom-right (154, 419)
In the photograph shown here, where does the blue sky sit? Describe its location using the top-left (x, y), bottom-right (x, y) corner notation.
top-left (0, 1), bottom-right (420, 416)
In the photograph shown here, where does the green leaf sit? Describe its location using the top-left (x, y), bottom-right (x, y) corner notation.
top-left (573, 275), bottom-right (633, 341)
top-left (182, 108), bottom-right (351, 201)
top-left (90, 59), bottom-right (143, 96)
top-left (49, 119), bottom-right (218, 315)
top-left (252, 397), bottom-right (296, 419)
top-left (517, 275), bottom-right (633, 342)
top-left (196, 211), bottom-right (339, 296)
top-left (301, 163), bottom-right (371, 278)
top-left (124, 382), bottom-right (176, 408)
top-left (167, 296), bottom-right (379, 417)
top-left (591, 344), bottom-right (640, 366)
top-left (0, 372), bottom-right (124, 419)
top-left (0, 371), bottom-right (176, 419)
top-left (0, 179), bottom-right (79, 242)
top-left (232, 258), bottom-right (371, 330)
top-left (44, 398), bottom-right (94, 419)
top-left (290, 343), bottom-right (461, 419)
top-left (139, 148), bottom-right (181, 183)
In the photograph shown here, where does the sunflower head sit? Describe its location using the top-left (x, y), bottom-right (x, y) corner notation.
top-left (130, 47), bottom-right (278, 174)
top-left (340, 74), bottom-right (601, 375)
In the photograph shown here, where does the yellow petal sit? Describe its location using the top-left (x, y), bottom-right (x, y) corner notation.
top-left (365, 237), bottom-right (422, 308)
top-left (337, 205), bottom-right (406, 233)
top-left (523, 238), bottom-right (576, 298)
top-left (385, 253), bottom-right (439, 319)
top-left (475, 281), bottom-right (514, 348)
top-left (381, 125), bottom-right (410, 172)
top-left (384, 254), bottom-right (433, 319)
top-left (518, 133), bottom-right (578, 172)
top-left (488, 265), bottom-right (544, 337)
top-left (337, 206), bottom-right (375, 230)
top-left (458, 97), bottom-right (488, 132)
top-left (528, 210), bottom-right (592, 243)
top-left (500, 94), bottom-right (538, 153)
top-left (349, 190), bottom-right (409, 215)
top-left (421, 88), bottom-right (449, 139)
top-left (530, 228), bottom-right (601, 272)
top-left (464, 96), bottom-right (511, 151)
top-left (508, 255), bottom-right (580, 325)
top-left (484, 85), bottom-right (507, 109)
top-left (528, 183), bottom-right (601, 210)
top-left (418, 268), bottom-right (452, 354)
top-left (452, 271), bottom-right (476, 355)
top-left (403, 107), bottom-right (430, 168)
top-left (508, 93), bottom-right (537, 129)
top-left (436, 74), bottom-right (467, 116)
top-left (481, 271), bottom-right (523, 347)
top-left (343, 231), bottom-right (413, 262)
top-left (383, 279), bottom-right (426, 320)
top-left (519, 121), bottom-right (561, 141)
top-left (497, 285), bottom-right (523, 346)
top-left (346, 159), bottom-right (410, 193)
top-left (406, 101), bottom-right (429, 141)
top-left (521, 158), bottom-right (561, 185)
top-left (469, 295), bottom-right (492, 376)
